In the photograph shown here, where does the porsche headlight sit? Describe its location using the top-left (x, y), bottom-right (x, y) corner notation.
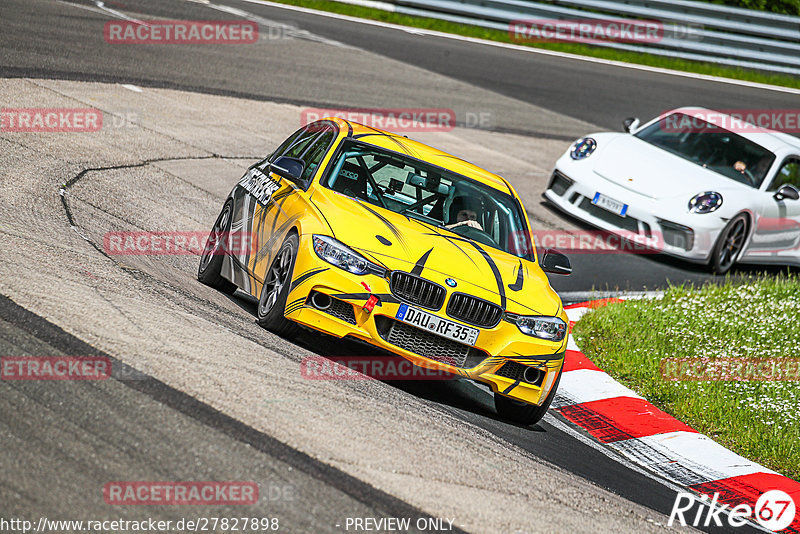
top-left (507, 314), bottom-right (567, 342)
top-left (688, 192), bottom-right (723, 214)
top-left (312, 235), bottom-right (380, 275)
top-left (569, 137), bottom-right (597, 160)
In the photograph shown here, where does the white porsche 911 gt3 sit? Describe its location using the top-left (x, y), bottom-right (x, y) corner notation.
top-left (545, 107), bottom-right (800, 273)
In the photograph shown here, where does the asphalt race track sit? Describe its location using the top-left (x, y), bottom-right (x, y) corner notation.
top-left (1, 0), bottom-right (792, 532)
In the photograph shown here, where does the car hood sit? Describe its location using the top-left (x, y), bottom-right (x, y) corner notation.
top-left (311, 188), bottom-right (562, 316)
top-left (591, 134), bottom-right (742, 200)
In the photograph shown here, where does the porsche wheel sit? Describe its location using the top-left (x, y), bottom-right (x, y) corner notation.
top-left (494, 370), bottom-right (561, 426)
top-left (710, 214), bottom-right (748, 275)
top-left (257, 233), bottom-right (301, 337)
top-left (198, 199), bottom-right (237, 295)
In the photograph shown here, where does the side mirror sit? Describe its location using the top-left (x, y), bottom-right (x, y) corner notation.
top-left (774, 184), bottom-right (800, 201)
top-left (622, 117), bottom-right (640, 133)
top-left (270, 156), bottom-right (305, 183)
top-left (540, 248), bottom-right (572, 275)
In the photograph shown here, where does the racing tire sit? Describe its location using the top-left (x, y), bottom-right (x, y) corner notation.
top-left (198, 199), bottom-right (238, 295)
top-left (494, 368), bottom-right (562, 426)
top-left (710, 213), bottom-right (748, 275)
top-left (256, 233), bottom-right (301, 338)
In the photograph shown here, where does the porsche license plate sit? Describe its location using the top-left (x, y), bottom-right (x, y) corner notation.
top-left (592, 192), bottom-right (628, 217)
top-left (395, 304), bottom-right (479, 346)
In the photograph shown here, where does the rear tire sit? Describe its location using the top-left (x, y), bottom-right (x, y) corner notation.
top-left (198, 199), bottom-right (237, 295)
top-left (256, 233), bottom-right (301, 338)
top-left (710, 213), bottom-right (748, 275)
top-left (494, 368), bottom-right (562, 426)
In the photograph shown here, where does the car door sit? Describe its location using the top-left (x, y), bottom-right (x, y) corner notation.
top-left (225, 126), bottom-right (305, 293)
top-left (247, 123), bottom-right (337, 298)
top-left (748, 157), bottom-right (800, 262)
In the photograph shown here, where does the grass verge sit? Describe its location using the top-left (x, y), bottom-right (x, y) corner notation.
top-left (265, 0), bottom-right (800, 90)
top-left (572, 277), bottom-right (800, 480)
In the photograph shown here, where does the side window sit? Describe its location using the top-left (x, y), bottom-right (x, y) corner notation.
top-left (283, 129), bottom-right (320, 159)
top-left (768, 158), bottom-right (800, 191)
top-left (268, 127), bottom-right (305, 163)
top-left (299, 129), bottom-right (335, 182)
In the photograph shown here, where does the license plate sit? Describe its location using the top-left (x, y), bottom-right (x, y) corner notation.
top-left (592, 192), bottom-right (628, 217)
top-left (395, 304), bottom-right (479, 346)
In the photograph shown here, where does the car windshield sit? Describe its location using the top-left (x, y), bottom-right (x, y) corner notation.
top-left (635, 112), bottom-right (776, 188)
top-left (322, 139), bottom-right (532, 259)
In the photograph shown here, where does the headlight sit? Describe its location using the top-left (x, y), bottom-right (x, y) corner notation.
top-left (569, 137), bottom-right (597, 160)
top-left (507, 314), bottom-right (567, 342)
top-left (312, 235), bottom-right (381, 275)
top-left (688, 192), bottom-right (723, 214)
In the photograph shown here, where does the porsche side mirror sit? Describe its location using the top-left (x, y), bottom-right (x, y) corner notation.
top-left (271, 156), bottom-right (305, 183)
top-left (774, 184), bottom-right (800, 201)
top-left (541, 249), bottom-right (572, 275)
top-left (622, 117), bottom-right (640, 133)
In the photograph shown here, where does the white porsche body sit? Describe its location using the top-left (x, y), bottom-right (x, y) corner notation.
top-left (544, 107), bottom-right (800, 268)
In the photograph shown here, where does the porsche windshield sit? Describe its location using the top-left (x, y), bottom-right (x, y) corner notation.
top-left (635, 113), bottom-right (776, 188)
top-left (322, 139), bottom-right (532, 259)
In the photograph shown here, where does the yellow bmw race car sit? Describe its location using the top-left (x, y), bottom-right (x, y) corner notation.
top-left (198, 118), bottom-right (572, 425)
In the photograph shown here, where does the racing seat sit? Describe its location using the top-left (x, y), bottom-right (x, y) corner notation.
top-left (333, 161), bottom-right (370, 201)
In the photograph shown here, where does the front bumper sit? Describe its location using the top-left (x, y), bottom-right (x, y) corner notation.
top-left (545, 162), bottom-right (727, 263)
top-left (285, 235), bottom-right (566, 406)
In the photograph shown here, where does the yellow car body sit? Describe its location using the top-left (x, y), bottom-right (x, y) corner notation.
top-left (199, 118), bottom-right (569, 419)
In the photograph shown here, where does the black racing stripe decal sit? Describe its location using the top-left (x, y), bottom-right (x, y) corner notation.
top-left (309, 197), bottom-right (335, 237)
top-left (357, 203), bottom-right (408, 251)
top-left (410, 248), bottom-right (433, 276)
top-left (290, 267), bottom-right (329, 292)
top-left (255, 214), bottom-right (301, 267)
top-left (406, 217), bottom-right (478, 267)
top-left (271, 186), bottom-right (295, 203)
top-left (508, 260), bottom-right (524, 292)
top-left (502, 379), bottom-right (521, 395)
top-left (464, 240), bottom-right (506, 309)
top-left (418, 230), bottom-right (479, 267)
top-left (285, 297), bottom-right (307, 315)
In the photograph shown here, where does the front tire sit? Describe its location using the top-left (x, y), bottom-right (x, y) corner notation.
top-left (494, 369), bottom-right (562, 426)
top-left (710, 214), bottom-right (748, 275)
top-left (256, 233), bottom-right (301, 338)
top-left (198, 199), bottom-right (237, 295)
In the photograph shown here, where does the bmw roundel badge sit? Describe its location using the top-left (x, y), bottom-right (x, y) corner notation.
top-left (445, 278), bottom-right (457, 288)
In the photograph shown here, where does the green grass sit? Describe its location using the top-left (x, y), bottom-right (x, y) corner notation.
top-left (572, 277), bottom-right (800, 480)
top-left (265, 0), bottom-right (800, 89)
